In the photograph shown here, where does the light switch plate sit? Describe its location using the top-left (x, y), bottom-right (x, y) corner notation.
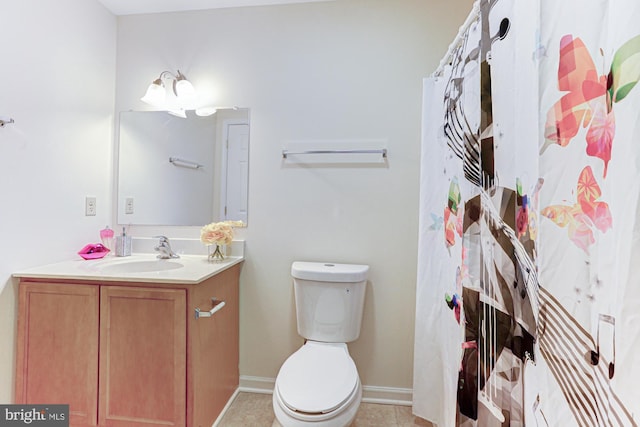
top-left (125, 197), bottom-right (134, 214)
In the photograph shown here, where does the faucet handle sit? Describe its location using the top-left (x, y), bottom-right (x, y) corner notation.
top-left (153, 235), bottom-right (179, 259)
top-left (154, 235), bottom-right (170, 244)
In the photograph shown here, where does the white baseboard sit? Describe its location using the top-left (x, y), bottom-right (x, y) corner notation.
top-left (238, 375), bottom-right (276, 394)
top-left (212, 388), bottom-right (240, 427)
top-left (360, 385), bottom-right (413, 406)
top-left (238, 375), bottom-right (413, 406)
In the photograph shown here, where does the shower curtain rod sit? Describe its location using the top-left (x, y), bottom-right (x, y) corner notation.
top-left (431, 0), bottom-right (480, 77)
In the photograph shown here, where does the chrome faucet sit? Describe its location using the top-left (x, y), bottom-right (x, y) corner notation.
top-left (154, 236), bottom-right (180, 259)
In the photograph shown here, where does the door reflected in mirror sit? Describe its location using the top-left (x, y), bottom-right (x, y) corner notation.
top-left (117, 108), bottom-right (249, 226)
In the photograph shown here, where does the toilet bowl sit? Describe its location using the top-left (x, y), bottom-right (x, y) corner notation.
top-left (273, 342), bottom-right (362, 426)
top-left (273, 262), bottom-right (369, 427)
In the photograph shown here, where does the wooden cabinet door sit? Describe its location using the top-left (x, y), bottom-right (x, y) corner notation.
top-left (99, 286), bottom-right (186, 427)
top-left (207, 268), bottom-right (240, 414)
top-left (189, 266), bottom-right (240, 427)
top-left (15, 283), bottom-right (99, 427)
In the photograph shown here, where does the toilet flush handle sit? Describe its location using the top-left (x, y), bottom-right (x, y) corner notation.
top-left (195, 298), bottom-right (226, 319)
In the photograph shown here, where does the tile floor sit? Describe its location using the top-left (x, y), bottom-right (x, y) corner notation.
top-left (217, 392), bottom-right (434, 427)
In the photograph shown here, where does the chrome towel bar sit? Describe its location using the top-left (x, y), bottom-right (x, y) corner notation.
top-left (169, 157), bottom-right (203, 169)
top-left (195, 298), bottom-right (226, 319)
top-left (281, 148), bottom-right (387, 159)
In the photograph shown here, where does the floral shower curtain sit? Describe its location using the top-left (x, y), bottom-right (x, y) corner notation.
top-left (414, 1), bottom-right (640, 426)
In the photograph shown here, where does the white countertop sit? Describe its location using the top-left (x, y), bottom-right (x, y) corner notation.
top-left (13, 253), bottom-right (244, 284)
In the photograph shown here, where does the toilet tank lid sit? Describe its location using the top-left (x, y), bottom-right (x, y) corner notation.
top-left (291, 262), bottom-right (369, 282)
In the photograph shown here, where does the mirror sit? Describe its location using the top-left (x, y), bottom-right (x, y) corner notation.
top-left (117, 108), bottom-right (249, 226)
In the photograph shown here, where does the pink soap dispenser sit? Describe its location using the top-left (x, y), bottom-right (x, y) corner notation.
top-left (100, 226), bottom-right (114, 251)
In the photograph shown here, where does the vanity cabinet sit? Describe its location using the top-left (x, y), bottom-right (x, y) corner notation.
top-left (15, 263), bottom-right (241, 427)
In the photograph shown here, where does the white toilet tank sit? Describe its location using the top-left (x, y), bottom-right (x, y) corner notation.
top-left (291, 262), bottom-right (369, 343)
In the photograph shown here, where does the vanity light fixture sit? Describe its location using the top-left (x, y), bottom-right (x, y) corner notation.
top-left (141, 70), bottom-right (197, 108)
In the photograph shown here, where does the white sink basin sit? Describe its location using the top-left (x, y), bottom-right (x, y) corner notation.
top-left (99, 260), bottom-right (183, 274)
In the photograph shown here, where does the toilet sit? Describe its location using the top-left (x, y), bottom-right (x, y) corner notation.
top-left (273, 261), bottom-right (369, 427)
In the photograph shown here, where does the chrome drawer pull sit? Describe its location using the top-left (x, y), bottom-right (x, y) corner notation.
top-left (195, 298), bottom-right (226, 319)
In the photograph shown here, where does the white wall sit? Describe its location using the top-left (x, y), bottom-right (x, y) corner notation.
top-left (115, 0), bottom-right (473, 394)
top-left (0, 1), bottom-right (116, 402)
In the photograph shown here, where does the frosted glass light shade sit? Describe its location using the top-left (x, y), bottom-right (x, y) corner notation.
top-left (167, 109), bottom-right (187, 118)
top-left (141, 80), bottom-right (165, 106)
top-left (175, 79), bottom-right (197, 106)
top-left (195, 106), bottom-right (217, 117)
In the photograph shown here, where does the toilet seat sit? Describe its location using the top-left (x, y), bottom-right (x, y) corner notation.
top-left (276, 341), bottom-right (358, 415)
